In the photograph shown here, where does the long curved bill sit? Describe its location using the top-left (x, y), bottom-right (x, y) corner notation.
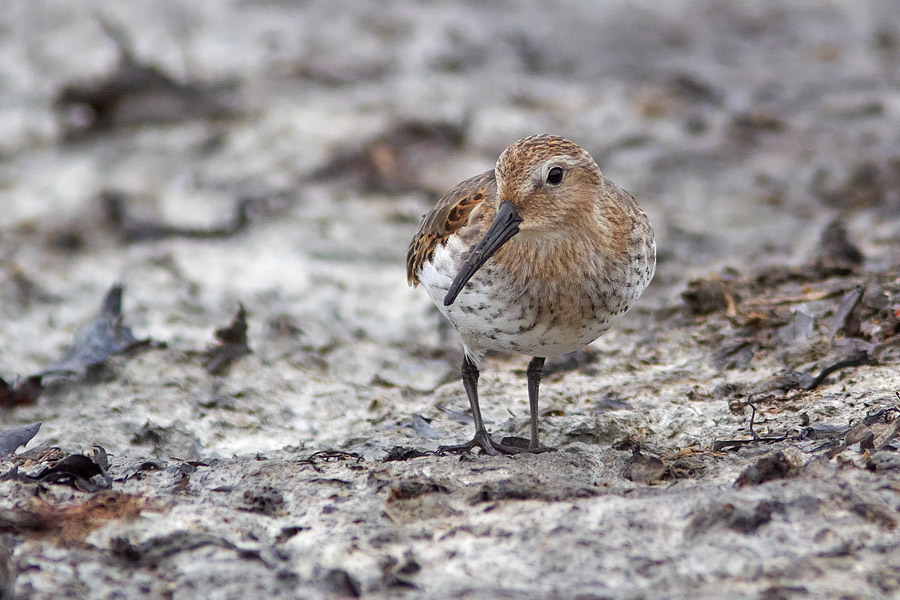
top-left (443, 201), bottom-right (522, 306)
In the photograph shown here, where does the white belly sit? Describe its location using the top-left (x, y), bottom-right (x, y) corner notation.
top-left (419, 236), bottom-right (645, 362)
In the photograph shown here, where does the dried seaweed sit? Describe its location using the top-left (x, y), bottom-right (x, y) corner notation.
top-left (829, 286), bottom-right (864, 340)
top-left (310, 118), bottom-right (468, 194)
top-left (204, 304), bottom-right (251, 375)
top-left (6, 452), bottom-right (112, 493)
top-left (734, 451), bottom-right (794, 487)
top-left (815, 219), bottom-right (864, 274)
top-left (382, 447), bottom-right (435, 462)
top-left (101, 191), bottom-right (251, 243)
top-left (2, 284), bottom-right (148, 407)
top-left (111, 530), bottom-right (279, 569)
top-left (624, 449), bottom-right (667, 484)
top-left (801, 350), bottom-right (874, 390)
top-left (685, 501), bottom-right (777, 538)
top-left (0, 423), bottom-right (41, 457)
top-left (410, 414), bottom-right (443, 440)
top-left (42, 284), bottom-right (150, 377)
top-left (54, 19), bottom-right (238, 140)
top-left (682, 277), bottom-right (735, 315)
top-left (0, 375), bottom-right (42, 408)
top-left (750, 350), bottom-right (875, 395)
top-left (298, 450), bottom-right (364, 467)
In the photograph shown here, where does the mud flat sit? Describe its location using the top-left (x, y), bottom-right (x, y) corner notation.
top-left (1, 1), bottom-right (899, 598)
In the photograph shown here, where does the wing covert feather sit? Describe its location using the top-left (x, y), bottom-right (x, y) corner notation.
top-left (406, 169), bottom-right (495, 286)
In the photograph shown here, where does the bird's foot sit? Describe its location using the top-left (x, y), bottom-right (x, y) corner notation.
top-left (439, 431), bottom-right (556, 456)
top-left (438, 429), bottom-right (504, 456)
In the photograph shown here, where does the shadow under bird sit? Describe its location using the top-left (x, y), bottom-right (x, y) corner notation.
top-left (407, 134), bottom-right (655, 455)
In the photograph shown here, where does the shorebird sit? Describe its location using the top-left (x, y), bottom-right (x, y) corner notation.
top-left (407, 135), bottom-right (655, 455)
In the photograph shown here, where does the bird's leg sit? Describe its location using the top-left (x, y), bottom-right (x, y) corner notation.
top-left (439, 355), bottom-right (502, 455)
top-left (527, 356), bottom-right (545, 448)
top-left (439, 355), bottom-right (557, 456)
top-left (438, 355), bottom-right (530, 456)
top-left (523, 356), bottom-right (555, 452)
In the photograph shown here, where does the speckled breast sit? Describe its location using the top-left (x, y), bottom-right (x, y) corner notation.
top-left (421, 230), bottom-right (655, 360)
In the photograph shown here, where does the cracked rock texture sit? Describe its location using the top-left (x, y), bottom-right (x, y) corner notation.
top-left (1, 1), bottom-right (900, 598)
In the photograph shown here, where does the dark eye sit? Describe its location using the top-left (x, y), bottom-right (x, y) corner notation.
top-left (546, 166), bottom-right (564, 185)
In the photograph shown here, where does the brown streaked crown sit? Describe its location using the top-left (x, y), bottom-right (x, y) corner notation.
top-left (495, 134), bottom-right (598, 194)
top-left (493, 135), bottom-right (603, 232)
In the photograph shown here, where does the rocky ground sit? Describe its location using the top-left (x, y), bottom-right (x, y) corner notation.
top-left (1, 1), bottom-right (900, 598)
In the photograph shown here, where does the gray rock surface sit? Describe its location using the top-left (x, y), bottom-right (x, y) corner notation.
top-left (2, 1), bottom-right (900, 598)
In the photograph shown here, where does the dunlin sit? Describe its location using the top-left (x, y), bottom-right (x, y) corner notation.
top-left (407, 135), bottom-right (655, 455)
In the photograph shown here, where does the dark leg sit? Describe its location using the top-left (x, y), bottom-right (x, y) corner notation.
top-left (439, 355), bottom-right (499, 455)
top-left (439, 356), bottom-right (530, 455)
top-left (524, 356), bottom-right (554, 452)
top-left (440, 355), bottom-right (556, 456)
top-left (526, 356), bottom-right (545, 448)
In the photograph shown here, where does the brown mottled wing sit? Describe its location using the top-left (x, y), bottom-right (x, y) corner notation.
top-left (406, 169), bottom-right (495, 286)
